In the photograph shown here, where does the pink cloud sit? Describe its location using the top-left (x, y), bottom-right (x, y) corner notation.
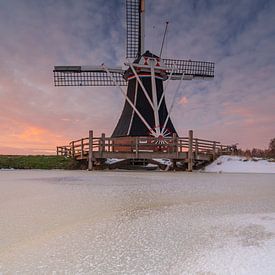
top-left (178, 96), bottom-right (188, 106)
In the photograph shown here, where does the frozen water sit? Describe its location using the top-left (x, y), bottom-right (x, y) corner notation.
top-left (0, 170), bottom-right (275, 274)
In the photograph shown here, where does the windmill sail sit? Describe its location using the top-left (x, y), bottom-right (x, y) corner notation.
top-left (53, 66), bottom-right (127, 86)
top-left (163, 58), bottom-right (214, 79)
top-left (126, 0), bottom-right (144, 58)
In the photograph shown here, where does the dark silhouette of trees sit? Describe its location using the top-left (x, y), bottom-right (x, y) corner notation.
top-left (234, 138), bottom-right (275, 159)
top-left (268, 138), bottom-right (275, 158)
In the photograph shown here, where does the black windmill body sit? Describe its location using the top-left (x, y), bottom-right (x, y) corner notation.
top-left (54, 0), bottom-right (214, 141)
top-left (113, 50), bottom-right (177, 138)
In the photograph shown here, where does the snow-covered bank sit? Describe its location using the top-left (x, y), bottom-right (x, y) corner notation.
top-left (204, 155), bottom-right (275, 173)
top-left (0, 170), bottom-right (275, 274)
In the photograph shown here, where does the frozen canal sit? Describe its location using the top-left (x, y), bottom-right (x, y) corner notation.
top-left (0, 170), bottom-right (275, 274)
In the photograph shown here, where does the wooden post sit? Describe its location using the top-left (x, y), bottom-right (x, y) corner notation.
top-left (179, 139), bottom-right (182, 152)
top-left (213, 141), bottom-right (216, 159)
top-left (81, 139), bottom-right (84, 159)
top-left (56, 147), bottom-right (59, 156)
top-left (135, 137), bottom-right (139, 158)
top-left (107, 138), bottom-right (110, 152)
top-left (172, 133), bottom-right (178, 157)
top-left (71, 141), bottom-right (75, 158)
top-left (88, 130), bottom-right (93, 171)
top-left (195, 138), bottom-right (198, 159)
top-left (100, 133), bottom-right (105, 157)
top-left (188, 130), bottom-right (193, 172)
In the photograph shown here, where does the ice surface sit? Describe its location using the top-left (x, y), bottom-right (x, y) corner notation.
top-left (204, 155), bottom-right (275, 173)
top-left (0, 170), bottom-right (275, 274)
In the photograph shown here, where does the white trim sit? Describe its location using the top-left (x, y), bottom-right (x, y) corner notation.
top-left (127, 79), bottom-right (138, 135)
top-left (128, 75), bottom-right (164, 80)
top-left (157, 66), bottom-right (174, 110)
top-left (128, 61), bottom-right (155, 110)
top-left (161, 73), bottom-right (185, 135)
top-left (102, 65), bottom-right (155, 136)
top-left (150, 60), bottom-right (161, 136)
top-left (125, 62), bottom-right (168, 71)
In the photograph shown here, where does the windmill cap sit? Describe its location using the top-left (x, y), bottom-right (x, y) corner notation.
top-left (134, 50), bottom-right (160, 64)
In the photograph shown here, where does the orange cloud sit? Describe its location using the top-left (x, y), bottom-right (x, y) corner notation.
top-left (0, 123), bottom-right (67, 155)
top-left (19, 127), bottom-right (47, 142)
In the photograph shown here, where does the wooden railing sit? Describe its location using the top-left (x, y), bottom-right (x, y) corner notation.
top-left (57, 130), bottom-right (234, 171)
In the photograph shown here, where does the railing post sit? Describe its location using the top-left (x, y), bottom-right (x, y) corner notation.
top-left (213, 141), bottom-right (216, 159)
top-left (71, 141), bottom-right (75, 158)
top-left (108, 138), bottom-right (110, 152)
top-left (56, 147), bottom-right (59, 156)
top-left (135, 137), bottom-right (139, 158)
top-left (88, 130), bottom-right (93, 171)
top-left (172, 133), bottom-right (178, 157)
top-left (195, 138), bottom-right (198, 159)
top-left (188, 130), bottom-right (193, 172)
top-left (81, 139), bottom-right (84, 159)
top-left (100, 133), bottom-right (105, 157)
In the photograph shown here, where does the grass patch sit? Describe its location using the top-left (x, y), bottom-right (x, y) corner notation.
top-left (0, 155), bottom-right (82, 170)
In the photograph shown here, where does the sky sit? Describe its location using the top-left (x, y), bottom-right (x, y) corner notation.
top-left (0, 0), bottom-right (274, 154)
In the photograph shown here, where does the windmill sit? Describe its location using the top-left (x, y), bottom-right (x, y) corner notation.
top-left (53, 0), bottom-right (214, 144)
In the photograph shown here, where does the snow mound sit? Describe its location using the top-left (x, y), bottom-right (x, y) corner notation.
top-left (204, 155), bottom-right (275, 173)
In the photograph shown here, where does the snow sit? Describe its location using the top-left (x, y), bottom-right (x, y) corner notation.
top-left (204, 155), bottom-right (275, 173)
top-left (105, 158), bottom-right (124, 165)
top-left (0, 170), bottom-right (275, 274)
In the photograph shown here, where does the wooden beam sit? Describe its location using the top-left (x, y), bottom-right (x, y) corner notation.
top-left (195, 138), bottom-right (198, 158)
top-left (71, 142), bottom-right (75, 158)
top-left (88, 130), bottom-right (93, 171)
top-left (100, 133), bottom-right (105, 157)
top-left (135, 137), bottom-right (139, 158)
top-left (81, 139), bottom-right (84, 159)
top-left (213, 141), bottom-right (216, 159)
top-left (188, 130), bottom-right (193, 172)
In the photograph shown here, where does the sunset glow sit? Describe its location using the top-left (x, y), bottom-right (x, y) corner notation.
top-left (0, 0), bottom-right (274, 154)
